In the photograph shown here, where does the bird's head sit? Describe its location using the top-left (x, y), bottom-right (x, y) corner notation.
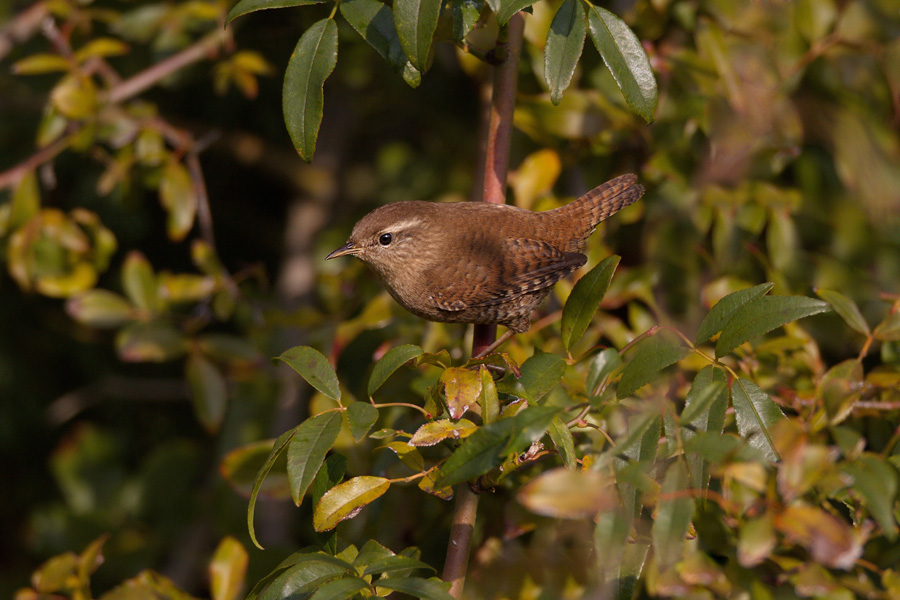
top-left (326, 202), bottom-right (437, 279)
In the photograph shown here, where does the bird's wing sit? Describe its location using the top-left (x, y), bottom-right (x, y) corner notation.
top-left (427, 238), bottom-right (586, 311)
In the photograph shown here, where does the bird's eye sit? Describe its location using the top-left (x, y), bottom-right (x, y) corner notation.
top-left (379, 233), bottom-right (393, 246)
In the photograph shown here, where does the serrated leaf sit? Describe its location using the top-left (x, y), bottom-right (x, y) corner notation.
top-left (548, 416), bottom-right (576, 469)
top-left (307, 576), bottom-right (370, 600)
top-left (277, 345), bottom-right (340, 401)
top-left (393, 0), bottom-right (442, 71)
top-left (816, 289), bottom-right (870, 336)
top-left (696, 283), bottom-right (773, 344)
top-left (518, 468), bottom-right (613, 518)
top-left (314, 476), bottom-right (391, 531)
top-left (451, 0), bottom-right (483, 41)
top-left (346, 402), bottom-right (379, 441)
top-left (283, 18), bottom-right (338, 162)
top-left (496, 0), bottom-right (538, 25)
top-left (368, 344), bottom-right (424, 396)
top-left (362, 555), bottom-right (434, 576)
top-left (375, 577), bottom-right (454, 600)
top-left (187, 353), bottom-right (228, 433)
top-left (518, 349), bottom-right (567, 401)
top-left (66, 290), bottom-right (134, 328)
top-left (287, 412), bottom-right (342, 506)
top-left (652, 460), bottom-right (693, 568)
top-left (544, 0), bottom-right (586, 106)
top-left (340, 0), bottom-right (421, 87)
top-left (409, 419), bottom-right (477, 446)
top-left (731, 378), bottom-right (785, 462)
top-left (561, 255), bottom-right (620, 351)
top-left (436, 419), bottom-right (515, 487)
top-left (585, 4), bottom-right (657, 122)
top-left (617, 332), bottom-right (688, 398)
top-left (227, 0), bottom-right (326, 24)
top-left (248, 425), bottom-right (302, 548)
top-left (441, 367), bottom-right (482, 419)
top-left (715, 295), bottom-right (831, 357)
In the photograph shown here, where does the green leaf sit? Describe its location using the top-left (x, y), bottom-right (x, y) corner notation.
top-left (210, 536), bottom-right (249, 600)
top-left (116, 322), bottom-right (188, 363)
top-left (393, 0), bottom-right (442, 71)
top-left (312, 454), bottom-right (347, 508)
top-left (451, 0), bottom-right (483, 41)
top-left (518, 349), bottom-right (568, 401)
top-left (504, 405), bottom-right (561, 456)
top-left (221, 441), bottom-right (290, 499)
top-left (10, 170), bottom-right (40, 229)
top-left (548, 416), bottom-right (577, 469)
top-left (277, 345), bottom-right (341, 401)
top-left (362, 555), bottom-right (434, 576)
top-left (368, 344), bottom-right (424, 396)
top-left (159, 162), bottom-right (198, 242)
top-left (594, 507), bottom-right (629, 582)
top-left (843, 455), bottom-right (898, 540)
top-left (681, 366), bottom-right (728, 492)
top-left (436, 419), bottom-right (515, 487)
top-left (496, 0), bottom-right (538, 26)
top-left (313, 476), bottom-right (391, 531)
top-left (186, 353), bottom-right (228, 433)
top-left (286, 412), bottom-right (342, 506)
top-left (479, 366), bottom-right (499, 425)
top-left (874, 312), bottom-right (900, 342)
top-left (248, 425), bottom-right (302, 549)
top-left (340, 0), bottom-right (421, 87)
top-left (227, 0), bottom-right (326, 24)
top-left (816, 289), bottom-right (870, 336)
top-left (376, 577), bottom-right (454, 600)
top-left (696, 283), bottom-right (773, 344)
top-left (258, 554), bottom-right (354, 600)
top-left (617, 331), bottom-right (688, 398)
top-left (715, 295), bottom-right (831, 357)
top-left (561, 255), bottom-right (619, 351)
top-left (122, 251), bottom-right (158, 312)
top-left (651, 460), bottom-right (693, 568)
top-left (308, 576), bottom-right (370, 600)
top-left (283, 18), bottom-right (338, 162)
top-left (731, 378), bottom-right (785, 462)
top-left (544, 0), bottom-right (586, 106)
top-left (66, 290), bottom-right (134, 328)
top-left (585, 348), bottom-right (621, 396)
top-left (585, 3), bottom-right (657, 122)
top-left (346, 402), bottom-right (379, 441)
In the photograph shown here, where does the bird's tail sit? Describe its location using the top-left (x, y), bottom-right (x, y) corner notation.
top-left (558, 173), bottom-right (644, 232)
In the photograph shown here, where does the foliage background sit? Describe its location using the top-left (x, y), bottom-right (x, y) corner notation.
top-left (2, 0), bottom-right (900, 598)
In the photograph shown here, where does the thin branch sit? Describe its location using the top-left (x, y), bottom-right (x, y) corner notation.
top-left (0, 134), bottom-right (73, 189)
top-left (442, 484), bottom-right (480, 597)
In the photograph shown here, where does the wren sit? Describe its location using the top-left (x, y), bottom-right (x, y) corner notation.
top-left (326, 173), bottom-right (644, 333)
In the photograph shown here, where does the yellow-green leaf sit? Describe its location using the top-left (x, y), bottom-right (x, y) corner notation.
top-left (313, 476), bottom-right (391, 531)
top-left (159, 162), bottom-right (198, 241)
top-left (210, 537), bottom-right (248, 600)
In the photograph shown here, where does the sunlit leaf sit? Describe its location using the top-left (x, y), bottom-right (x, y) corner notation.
top-left (287, 411), bottom-right (342, 506)
top-left (518, 349), bottom-right (567, 401)
top-left (440, 366), bottom-right (482, 419)
top-left (283, 18), bottom-right (338, 162)
top-left (227, 0), bottom-right (326, 24)
top-left (210, 537), bottom-right (248, 600)
top-left (617, 331), bottom-right (688, 398)
top-left (368, 344), bottom-right (424, 396)
top-left (409, 419), bottom-right (477, 446)
top-left (50, 75), bottom-right (98, 119)
top-left (585, 4), bottom-right (657, 122)
top-left (159, 162), bottom-right (198, 241)
top-left (696, 283), bottom-right (773, 344)
top-left (313, 476), bottom-right (391, 531)
top-left (561, 255), bottom-right (619, 351)
top-left (10, 170), bottom-right (40, 229)
top-left (716, 295), bottom-right (831, 357)
top-left (12, 53), bottom-right (71, 74)
top-left (544, 0), bottom-right (586, 106)
top-left (66, 290), bottom-right (134, 328)
top-left (510, 149), bottom-right (561, 210)
top-left (518, 468), bottom-right (614, 518)
top-left (479, 366), bottom-right (499, 425)
top-left (277, 346), bottom-right (341, 401)
top-left (74, 38), bottom-right (130, 61)
top-left (731, 378), bottom-right (785, 462)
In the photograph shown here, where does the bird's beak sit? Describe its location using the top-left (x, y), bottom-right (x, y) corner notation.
top-left (326, 241), bottom-right (359, 260)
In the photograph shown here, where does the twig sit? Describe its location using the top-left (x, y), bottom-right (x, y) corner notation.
top-left (0, 134), bottom-right (73, 189)
top-left (444, 13), bottom-right (526, 599)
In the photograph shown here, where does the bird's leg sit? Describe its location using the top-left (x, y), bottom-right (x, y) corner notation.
top-left (472, 329), bottom-right (516, 359)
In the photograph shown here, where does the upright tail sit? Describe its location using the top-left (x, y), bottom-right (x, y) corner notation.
top-left (563, 173), bottom-right (644, 230)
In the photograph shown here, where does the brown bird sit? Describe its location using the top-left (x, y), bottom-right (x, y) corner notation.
top-left (326, 174), bottom-right (643, 333)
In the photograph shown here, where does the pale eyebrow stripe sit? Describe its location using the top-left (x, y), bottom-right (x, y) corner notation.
top-left (380, 217), bottom-right (423, 233)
